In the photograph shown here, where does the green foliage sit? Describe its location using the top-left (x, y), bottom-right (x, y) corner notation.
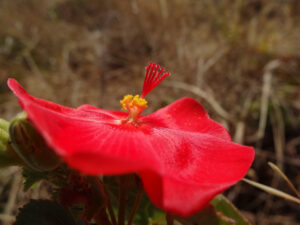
top-left (0, 119), bottom-right (9, 153)
top-left (0, 118), bottom-right (20, 167)
top-left (0, 118), bottom-right (9, 131)
top-left (171, 195), bottom-right (251, 225)
top-left (101, 177), bottom-right (252, 225)
top-left (173, 205), bottom-right (234, 225)
top-left (134, 194), bottom-right (164, 225)
top-left (103, 175), bottom-right (165, 225)
top-left (14, 200), bottom-right (80, 225)
top-left (211, 195), bottom-right (251, 225)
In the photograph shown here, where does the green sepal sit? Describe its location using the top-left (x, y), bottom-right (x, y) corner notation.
top-left (172, 205), bottom-right (235, 225)
top-left (9, 115), bottom-right (60, 172)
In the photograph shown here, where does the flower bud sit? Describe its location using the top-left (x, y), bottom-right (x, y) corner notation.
top-left (0, 118), bottom-right (9, 151)
top-left (0, 127), bottom-right (9, 151)
top-left (9, 114), bottom-right (60, 171)
top-left (0, 118), bottom-right (20, 167)
top-left (0, 118), bottom-right (9, 131)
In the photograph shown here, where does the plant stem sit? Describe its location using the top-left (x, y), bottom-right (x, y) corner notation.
top-left (166, 213), bottom-right (174, 225)
top-left (127, 182), bottom-right (143, 225)
top-left (95, 177), bottom-right (118, 225)
top-left (118, 176), bottom-right (127, 225)
top-left (94, 206), bottom-right (113, 225)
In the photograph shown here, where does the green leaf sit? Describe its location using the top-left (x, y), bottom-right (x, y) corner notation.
top-left (14, 200), bottom-right (77, 225)
top-left (173, 205), bottom-right (235, 225)
top-left (211, 195), bottom-right (252, 225)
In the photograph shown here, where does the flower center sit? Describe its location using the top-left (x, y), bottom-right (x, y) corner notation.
top-left (119, 62), bottom-right (170, 126)
top-left (120, 95), bottom-right (148, 125)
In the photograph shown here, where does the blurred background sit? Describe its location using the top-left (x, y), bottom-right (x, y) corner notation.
top-left (0, 0), bottom-right (300, 224)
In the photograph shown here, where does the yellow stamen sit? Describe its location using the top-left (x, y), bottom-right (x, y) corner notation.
top-left (120, 94), bottom-right (148, 111)
top-left (120, 94), bottom-right (148, 125)
top-left (120, 95), bottom-right (133, 111)
top-left (132, 95), bottom-right (148, 109)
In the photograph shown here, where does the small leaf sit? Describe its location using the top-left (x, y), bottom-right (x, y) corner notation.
top-left (14, 200), bottom-right (76, 225)
top-left (173, 205), bottom-right (235, 225)
top-left (211, 195), bottom-right (251, 225)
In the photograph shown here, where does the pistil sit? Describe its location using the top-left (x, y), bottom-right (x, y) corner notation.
top-left (119, 63), bottom-right (170, 126)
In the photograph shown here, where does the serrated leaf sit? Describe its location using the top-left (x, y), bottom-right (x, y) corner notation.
top-left (14, 200), bottom-right (76, 225)
top-left (211, 195), bottom-right (251, 225)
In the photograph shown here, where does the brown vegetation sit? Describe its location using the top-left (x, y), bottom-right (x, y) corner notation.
top-left (0, 0), bottom-right (300, 224)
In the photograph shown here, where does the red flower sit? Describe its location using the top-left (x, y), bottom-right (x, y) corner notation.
top-left (8, 63), bottom-right (254, 216)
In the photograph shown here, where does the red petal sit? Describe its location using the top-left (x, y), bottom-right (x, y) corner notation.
top-left (140, 129), bottom-right (254, 216)
top-left (7, 79), bottom-right (162, 174)
top-left (8, 79), bottom-right (254, 216)
top-left (146, 97), bottom-right (231, 141)
top-left (8, 79), bottom-right (74, 114)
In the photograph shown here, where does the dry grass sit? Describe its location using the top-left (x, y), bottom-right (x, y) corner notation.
top-left (0, 0), bottom-right (300, 224)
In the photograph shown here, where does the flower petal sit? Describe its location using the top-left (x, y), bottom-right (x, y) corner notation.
top-left (8, 79), bottom-right (74, 114)
top-left (8, 79), bottom-right (254, 216)
top-left (146, 97), bottom-right (231, 141)
top-left (7, 79), bottom-right (162, 174)
top-left (140, 129), bottom-right (254, 216)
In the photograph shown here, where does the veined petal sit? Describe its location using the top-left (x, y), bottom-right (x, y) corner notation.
top-left (7, 79), bottom-right (162, 174)
top-left (8, 79), bottom-right (73, 114)
top-left (146, 97), bottom-right (231, 141)
top-left (8, 79), bottom-right (121, 121)
top-left (140, 130), bottom-right (254, 216)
